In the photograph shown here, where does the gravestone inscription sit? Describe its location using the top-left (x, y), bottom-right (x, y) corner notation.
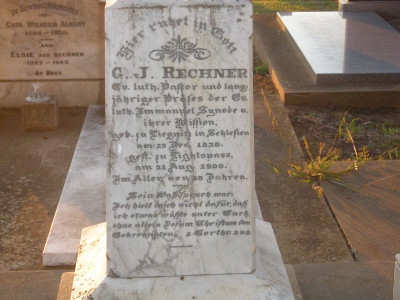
top-left (106, 0), bottom-right (255, 277)
top-left (0, 0), bottom-right (104, 80)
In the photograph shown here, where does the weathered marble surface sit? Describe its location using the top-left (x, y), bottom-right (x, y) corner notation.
top-left (43, 106), bottom-right (106, 266)
top-left (70, 220), bottom-right (295, 300)
top-left (43, 106), bottom-right (262, 267)
top-left (278, 12), bottom-right (400, 83)
top-left (106, 0), bottom-right (255, 277)
top-left (0, 0), bottom-right (105, 80)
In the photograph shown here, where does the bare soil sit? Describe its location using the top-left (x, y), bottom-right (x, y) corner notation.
top-left (286, 105), bottom-right (400, 160)
top-left (253, 51), bottom-right (400, 161)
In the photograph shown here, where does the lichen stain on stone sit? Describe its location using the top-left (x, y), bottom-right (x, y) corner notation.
top-left (108, 268), bottom-right (119, 278)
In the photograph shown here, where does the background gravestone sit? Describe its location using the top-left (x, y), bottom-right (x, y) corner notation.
top-left (0, 0), bottom-right (105, 106)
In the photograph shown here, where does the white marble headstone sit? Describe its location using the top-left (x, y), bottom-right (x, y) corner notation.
top-left (106, 0), bottom-right (254, 278)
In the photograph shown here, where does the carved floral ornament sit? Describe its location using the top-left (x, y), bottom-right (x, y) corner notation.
top-left (149, 35), bottom-right (210, 63)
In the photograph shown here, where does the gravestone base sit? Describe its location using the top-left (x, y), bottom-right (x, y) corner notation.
top-left (22, 98), bottom-right (59, 131)
top-left (69, 221), bottom-right (294, 300)
top-left (394, 254), bottom-right (400, 299)
top-left (277, 12), bottom-right (400, 84)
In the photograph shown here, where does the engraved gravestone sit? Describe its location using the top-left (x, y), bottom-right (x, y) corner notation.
top-left (0, 0), bottom-right (103, 80)
top-left (106, 0), bottom-right (255, 277)
top-left (0, 0), bottom-right (104, 106)
top-left (69, 0), bottom-right (294, 298)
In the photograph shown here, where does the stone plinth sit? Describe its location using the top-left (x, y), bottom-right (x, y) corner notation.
top-left (70, 221), bottom-right (294, 300)
top-left (43, 105), bottom-right (105, 266)
top-left (22, 97), bottom-right (58, 130)
top-left (394, 255), bottom-right (400, 299)
top-left (253, 14), bottom-right (400, 106)
top-left (277, 12), bottom-right (400, 84)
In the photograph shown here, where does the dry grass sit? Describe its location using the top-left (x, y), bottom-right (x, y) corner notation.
top-left (252, 0), bottom-right (337, 14)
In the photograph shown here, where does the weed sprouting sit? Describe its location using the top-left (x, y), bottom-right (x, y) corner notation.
top-left (382, 124), bottom-right (400, 137)
top-left (339, 114), bottom-right (360, 140)
top-left (378, 146), bottom-right (400, 160)
top-left (253, 63), bottom-right (269, 75)
top-left (261, 90), bottom-right (371, 198)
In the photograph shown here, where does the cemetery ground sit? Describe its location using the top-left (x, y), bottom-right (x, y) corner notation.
top-left (254, 52), bottom-right (400, 161)
top-left (0, 107), bottom-right (87, 271)
top-left (1, 0), bottom-right (399, 298)
top-left (252, 0), bottom-right (337, 14)
top-left (0, 65), bottom-right (398, 298)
